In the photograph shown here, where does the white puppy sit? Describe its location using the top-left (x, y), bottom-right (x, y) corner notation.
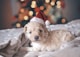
top-left (24, 22), bottom-right (74, 51)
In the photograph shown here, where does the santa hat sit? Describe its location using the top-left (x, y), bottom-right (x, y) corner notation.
top-left (30, 10), bottom-right (48, 25)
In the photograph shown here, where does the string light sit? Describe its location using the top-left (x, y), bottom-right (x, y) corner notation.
top-left (29, 11), bottom-right (33, 16)
top-left (45, 0), bottom-right (50, 3)
top-left (24, 16), bottom-right (29, 20)
top-left (57, 1), bottom-right (61, 5)
top-left (20, 0), bottom-right (25, 2)
top-left (31, 1), bottom-right (36, 8)
top-left (62, 18), bottom-right (66, 23)
top-left (50, 1), bottom-right (55, 6)
top-left (57, 5), bottom-right (61, 8)
top-left (13, 0), bottom-right (64, 27)
top-left (16, 23), bottom-right (21, 28)
top-left (20, 8), bottom-right (25, 13)
top-left (40, 6), bottom-right (44, 10)
top-left (56, 1), bottom-right (61, 8)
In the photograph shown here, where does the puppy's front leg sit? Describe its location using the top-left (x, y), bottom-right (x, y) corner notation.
top-left (20, 47), bottom-right (40, 52)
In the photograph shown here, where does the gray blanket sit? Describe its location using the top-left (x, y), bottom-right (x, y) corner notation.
top-left (0, 20), bottom-right (80, 57)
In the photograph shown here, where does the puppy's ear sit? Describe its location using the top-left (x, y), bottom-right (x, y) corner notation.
top-left (24, 27), bottom-right (27, 32)
top-left (42, 24), bottom-right (49, 37)
top-left (41, 24), bottom-right (48, 34)
top-left (24, 25), bottom-right (27, 32)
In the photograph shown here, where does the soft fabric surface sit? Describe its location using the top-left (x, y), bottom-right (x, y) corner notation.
top-left (24, 46), bottom-right (80, 57)
top-left (0, 19), bottom-right (80, 57)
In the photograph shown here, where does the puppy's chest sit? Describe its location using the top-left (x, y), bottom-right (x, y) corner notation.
top-left (31, 42), bottom-right (57, 51)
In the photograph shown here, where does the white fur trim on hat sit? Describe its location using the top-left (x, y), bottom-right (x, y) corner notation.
top-left (30, 17), bottom-right (45, 25)
top-left (45, 20), bottom-right (50, 26)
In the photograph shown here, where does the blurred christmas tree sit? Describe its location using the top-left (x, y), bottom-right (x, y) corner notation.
top-left (12, 0), bottom-right (67, 28)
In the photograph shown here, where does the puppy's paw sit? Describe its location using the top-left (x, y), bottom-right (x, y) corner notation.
top-left (27, 47), bottom-right (40, 51)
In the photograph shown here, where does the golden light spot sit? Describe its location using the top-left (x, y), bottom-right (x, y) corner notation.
top-left (29, 11), bottom-right (33, 16)
top-left (45, 0), bottom-right (50, 3)
top-left (31, 1), bottom-right (36, 8)
top-left (56, 1), bottom-right (61, 8)
top-left (62, 18), bottom-right (66, 23)
top-left (20, 0), bottom-right (24, 2)
top-left (40, 6), bottom-right (44, 10)
top-left (24, 16), bottom-right (29, 20)
top-left (50, 1), bottom-right (55, 6)
top-left (16, 23), bottom-right (21, 27)
top-left (20, 8), bottom-right (25, 13)
top-left (57, 1), bottom-right (61, 5)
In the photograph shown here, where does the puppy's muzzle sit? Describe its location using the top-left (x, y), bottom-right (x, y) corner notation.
top-left (34, 36), bottom-right (39, 41)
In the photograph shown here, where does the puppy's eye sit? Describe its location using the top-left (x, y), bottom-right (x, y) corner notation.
top-left (29, 31), bottom-right (32, 34)
top-left (39, 29), bottom-right (42, 32)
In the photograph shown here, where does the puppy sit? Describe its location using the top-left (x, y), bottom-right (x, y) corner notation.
top-left (24, 22), bottom-right (74, 51)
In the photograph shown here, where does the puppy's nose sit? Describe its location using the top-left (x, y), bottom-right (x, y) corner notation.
top-left (35, 36), bottom-right (39, 41)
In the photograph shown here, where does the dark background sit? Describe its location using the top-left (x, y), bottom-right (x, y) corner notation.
top-left (0, 0), bottom-right (13, 29)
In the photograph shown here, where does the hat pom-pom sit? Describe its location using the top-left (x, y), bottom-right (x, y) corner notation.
top-left (45, 20), bottom-right (50, 26)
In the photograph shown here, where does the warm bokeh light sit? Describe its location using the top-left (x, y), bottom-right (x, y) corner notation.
top-left (12, 0), bottom-right (64, 27)
top-left (57, 1), bottom-right (61, 5)
top-left (56, 5), bottom-right (61, 8)
top-left (16, 23), bottom-right (21, 27)
top-left (20, 8), bottom-right (25, 13)
top-left (29, 11), bottom-right (33, 16)
top-left (62, 18), bottom-right (66, 23)
top-left (56, 1), bottom-right (61, 8)
top-left (24, 16), bottom-right (29, 20)
top-left (45, 0), bottom-right (50, 3)
top-left (31, 5), bottom-right (36, 8)
top-left (40, 6), bottom-right (44, 10)
top-left (50, 1), bottom-right (55, 6)
top-left (20, 0), bottom-right (25, 2)
top-left (31, 1), bottom-right (36, 8)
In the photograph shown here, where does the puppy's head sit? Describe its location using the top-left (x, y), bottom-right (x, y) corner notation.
top-left (24, 22), bottom-right (48, 43)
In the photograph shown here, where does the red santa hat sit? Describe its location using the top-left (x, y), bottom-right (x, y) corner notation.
top-left (30, 10), bottom-right (47, 25)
